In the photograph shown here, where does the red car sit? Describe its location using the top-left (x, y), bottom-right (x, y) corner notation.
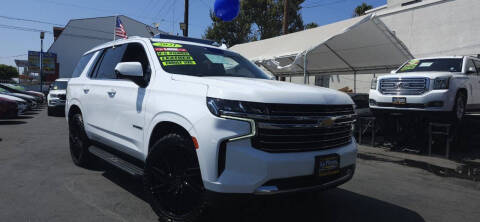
top-left (0, 97), bottom-right (18, 119)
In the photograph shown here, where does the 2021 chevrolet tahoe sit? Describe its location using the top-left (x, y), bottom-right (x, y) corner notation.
top-left (66, 34), bottom-right (357, 221)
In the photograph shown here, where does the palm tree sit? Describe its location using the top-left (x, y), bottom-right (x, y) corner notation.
top-left (354, 2), bottom-right (373, 17)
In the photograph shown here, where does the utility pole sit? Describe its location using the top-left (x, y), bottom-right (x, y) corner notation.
top-left (40, 32), bottom-right (44, 94)
top-left (282, 0), bottom-right (288, 35)
top-left (183, 0), bottom-right (189, 37)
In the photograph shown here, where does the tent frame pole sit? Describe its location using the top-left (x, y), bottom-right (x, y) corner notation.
top-left (303, 50), bottom-right (309, 84)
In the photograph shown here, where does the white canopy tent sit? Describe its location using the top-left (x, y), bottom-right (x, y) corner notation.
top-left (230, 14), bottom-right (413, 89)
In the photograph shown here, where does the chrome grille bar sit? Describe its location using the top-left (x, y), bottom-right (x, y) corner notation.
top-left (380, 78), bottom-right (429, 95)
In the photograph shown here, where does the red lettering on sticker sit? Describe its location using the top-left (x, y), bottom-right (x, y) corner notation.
top-left (154, 47), bottom-right (188, 52)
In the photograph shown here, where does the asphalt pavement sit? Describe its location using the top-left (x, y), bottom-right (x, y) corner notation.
top-left (0, 107), bottom-right (479, 222)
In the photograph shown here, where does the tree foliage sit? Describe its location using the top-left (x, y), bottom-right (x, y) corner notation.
top-left (354, 2), bottom-right (373, 17)
top-left (0, 64), bottom-right (19, 80)
top-left (204, 0), bottom-right (307, 46)
top-left (305, 22), bottom-right (318, 29)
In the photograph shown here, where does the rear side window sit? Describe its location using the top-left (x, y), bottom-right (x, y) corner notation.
top-left (71, 53), bottom-right (94, 78)
top-left (93, 45), bottom-right (127, 79)
top-left (465, 59), bottom-right (477, 74)
top-left (473, 60), bottom-right (480, 74)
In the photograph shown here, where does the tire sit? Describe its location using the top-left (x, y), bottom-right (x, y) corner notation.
top-left (451, 91), bottom-right (467, 122)
top-left (68, 113), bottom-right (93, 167)
top-left (144, 133), bottom-right (209, 222)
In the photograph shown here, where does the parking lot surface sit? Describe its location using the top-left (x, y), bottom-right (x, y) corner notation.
top-left (0, 107), bottom-right (479, 222)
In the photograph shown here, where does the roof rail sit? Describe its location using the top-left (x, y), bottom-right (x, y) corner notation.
top-left (153, 33), bottom-right (219, 47)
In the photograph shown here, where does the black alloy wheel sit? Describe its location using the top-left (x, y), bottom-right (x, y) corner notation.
top-left (145, 133), bottom-right (209, 222)
top-left (68, 113), bottom-right (93, 167)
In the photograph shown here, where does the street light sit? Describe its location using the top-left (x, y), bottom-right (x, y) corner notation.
top-left (40, 32), bottom-right (44, 93)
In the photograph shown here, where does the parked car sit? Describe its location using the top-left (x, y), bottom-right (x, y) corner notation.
top-left (0, 97), bottom-right (18, 119)
top-left (0, 87), bottom-right (37, 109)
top-left (66, 35), bottom-right (357, 221)
top-left (369, 56), bottom-right (480, 122)
top-left (0, 94), bottom-right (28, 114)
top-left (3, 83), bottom-right (45, 103)
top-left (0, 84), bottom-right (42, 106)
top-left (47, 78), bottom-right (69, 116)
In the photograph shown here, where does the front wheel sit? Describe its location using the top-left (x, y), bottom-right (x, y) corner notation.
top-left (451, 92), bottom-right (466, 122)
top-left (144, 133), bottom-right (209, 222)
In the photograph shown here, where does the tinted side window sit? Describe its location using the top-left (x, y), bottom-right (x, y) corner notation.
top-left (94, 45), bottom-right (127, 79)
top-left (121, 43), bottom-right (151, 84)
top-left (71, 53), bottom-right (94, 78)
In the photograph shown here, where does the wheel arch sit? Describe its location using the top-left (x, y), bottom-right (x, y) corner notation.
top-left (146, 112), bottom-right (198, 154)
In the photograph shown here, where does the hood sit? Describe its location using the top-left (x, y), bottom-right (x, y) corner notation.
top-left (49, 89), bottom-right (66, 95)
top-left (380, 72), bottom-right (457, 80)
top-left (9, 93), bottom-right (35, 100)
top-left (0, 94), bottom-right (27, 103)
top-left (172, 75), bottom-right (353, 105)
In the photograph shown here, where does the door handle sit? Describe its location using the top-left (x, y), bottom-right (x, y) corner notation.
top-left (107, 89), bottom-right (116, 97)
top-left (83, 88), bottom-right (90, 94)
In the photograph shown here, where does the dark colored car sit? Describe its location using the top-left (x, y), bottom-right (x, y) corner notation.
top-left (0, 84), bottom-right (44, 104)
top-left (0, 97), bottom-right (18, 118)
top-left (348, 93), bottom-right (371, 117)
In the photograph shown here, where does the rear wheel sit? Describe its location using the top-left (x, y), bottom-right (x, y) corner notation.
top-left (68, 113), bottom-right (93, 167)
top-left (144, 133), bottom-right (209, 222)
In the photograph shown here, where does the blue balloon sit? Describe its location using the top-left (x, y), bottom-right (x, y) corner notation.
top-left (214, 0), bottom-right (240, 22)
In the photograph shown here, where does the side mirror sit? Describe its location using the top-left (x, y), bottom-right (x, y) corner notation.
top-left (115, 62), bottom-right (143, 77)
top-left (115, 62), bottom-right (146, 87)
top-left (466, 67), bottom-right (477, 74)
top-left (390, 70), bottom-right (396, 74)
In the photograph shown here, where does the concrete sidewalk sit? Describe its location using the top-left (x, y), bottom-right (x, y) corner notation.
top-left (357, 145), bottom-right (480, 181)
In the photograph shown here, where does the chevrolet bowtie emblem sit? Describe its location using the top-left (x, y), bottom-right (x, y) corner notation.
top-left (319, 118), bottom-right (335, 127)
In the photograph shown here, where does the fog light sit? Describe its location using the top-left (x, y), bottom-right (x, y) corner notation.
top-left (369, 99), bottom-right (377, 106)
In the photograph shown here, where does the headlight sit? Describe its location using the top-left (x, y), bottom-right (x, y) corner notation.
top-left (371, 77), bottom-right (377, 90)
top-left (433, 77), bottom-right (450, 90)
top-left (206, 97), bottom-right (268, 117)
top-left (49, 94), bottom-right (58, 98)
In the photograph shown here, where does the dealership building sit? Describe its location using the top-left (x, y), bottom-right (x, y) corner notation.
top-left (232, 0), bottom-right (480, 93)
top-left (47, 15), bottom-right (163, 78)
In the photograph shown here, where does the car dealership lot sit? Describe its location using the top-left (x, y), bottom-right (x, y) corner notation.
top-left (0, 108), bottom-right (479, 222)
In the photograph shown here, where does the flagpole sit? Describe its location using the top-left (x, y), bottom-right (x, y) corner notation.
top-left (113, 16), bottom-right (116, 48)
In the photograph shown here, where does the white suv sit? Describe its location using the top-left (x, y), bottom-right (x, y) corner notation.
top-left (66, 35), bottom-right (357, 221)
top-left (369, 56), bottom-right (480, 121)
top-left (47, 78), bottom-right (69, 116)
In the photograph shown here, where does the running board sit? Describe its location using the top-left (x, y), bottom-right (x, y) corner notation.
top-left (89, 145), bottom-right (144, 176)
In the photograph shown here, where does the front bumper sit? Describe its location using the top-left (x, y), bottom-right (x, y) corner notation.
top-left (368, 89), bottom-right (455, 112)
top-left (48, 99), bottom-right (66, 107)
top-left (203, 137), bottom-right (357, 194)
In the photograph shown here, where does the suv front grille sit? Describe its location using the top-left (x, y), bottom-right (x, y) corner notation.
top-left (58, 94), bottom-right (66, 100)
top-left (244, 104), bottom-right (355, 153)
top-left (380, 78), bottom-right (429, 95)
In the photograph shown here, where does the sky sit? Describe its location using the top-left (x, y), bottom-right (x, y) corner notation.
top-left (0, 0), bottom-right (386, 67)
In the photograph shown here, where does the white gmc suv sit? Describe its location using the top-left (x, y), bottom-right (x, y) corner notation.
top-left (369, 56), bottom-right (480, 121)
top-left (66, 35), bottom-right (357, 221)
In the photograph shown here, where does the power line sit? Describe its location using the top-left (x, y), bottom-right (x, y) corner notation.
top-left (0, 15), bottom-right (63, 26)
top-left (303, 0), bottom-right (350, 9)
top-left (0, 54), bottom-right (27, 59)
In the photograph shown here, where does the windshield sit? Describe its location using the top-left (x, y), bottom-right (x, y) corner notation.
top-left (152, 42), bottom-right (270, 79)
top-left (397, 58), bottom-right (463, 73)
top-left (52, 81), bottom-right (68, 90)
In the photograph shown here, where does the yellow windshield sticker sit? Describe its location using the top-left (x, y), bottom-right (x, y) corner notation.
top-left (153, 42), bottom-right (183, 48)
top-left (159, 56), bottom-right (193, 61)
top-left (157, 51), bottom-right (190, 56)
top-left (162, 60), bottom-right (197, 66)
top-left (401, 59), bottom-right (420, 71)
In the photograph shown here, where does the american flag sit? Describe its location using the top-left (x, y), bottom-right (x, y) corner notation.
top-left (115, 17), bottom-right (128, 39)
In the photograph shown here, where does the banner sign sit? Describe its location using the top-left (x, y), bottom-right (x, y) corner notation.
top-left (28, 51), bottom-right (57, 74)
